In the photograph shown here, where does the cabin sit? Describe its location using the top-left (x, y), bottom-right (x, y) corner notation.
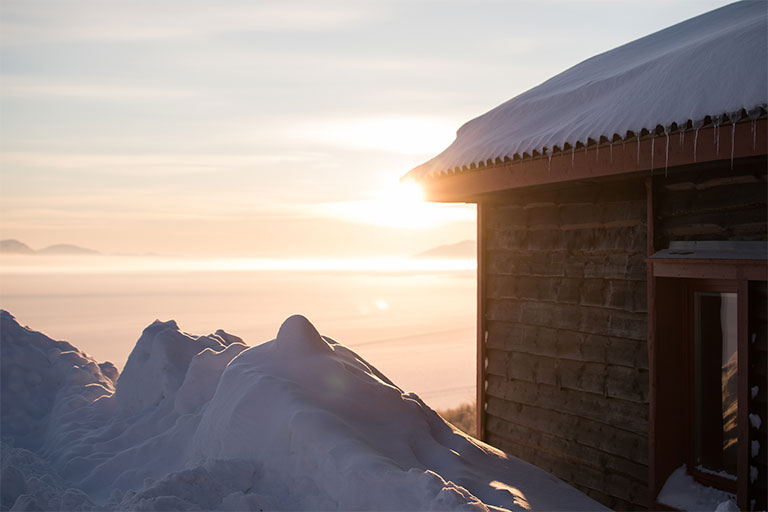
top-left (402, 3), bottom-right (767, 510)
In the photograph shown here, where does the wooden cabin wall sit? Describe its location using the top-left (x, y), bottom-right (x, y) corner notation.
top-left (653, 156), bottom-right (768, 248)
top-left (652, 156), bottom-right (767, 508)
top-left (480, 176), bottom-right (649, 510)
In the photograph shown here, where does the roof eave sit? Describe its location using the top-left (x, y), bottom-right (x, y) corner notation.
top-left (414, 118), bottom-right (767, 203)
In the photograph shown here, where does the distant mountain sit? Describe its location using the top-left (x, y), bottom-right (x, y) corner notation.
top-left (414, 240), bottom-right (475, 259)
top-left (38, 244), bottom-right (99, 255)
top-left (0, 239), bottom-right (99, 255)
top-left (0, 239), bottom-right (35, 254)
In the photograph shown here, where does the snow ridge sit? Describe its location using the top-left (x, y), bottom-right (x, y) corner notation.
top-left (0, 310), bottom-right (605, 511)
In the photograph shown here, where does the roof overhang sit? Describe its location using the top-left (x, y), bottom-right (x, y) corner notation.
top-left (413, 118), bottom-right (767, 203)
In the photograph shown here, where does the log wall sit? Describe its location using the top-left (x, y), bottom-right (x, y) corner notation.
top-left (653, 157), bottom-right (768, 247)
top-left (480, 176), bottom-right (649, 510)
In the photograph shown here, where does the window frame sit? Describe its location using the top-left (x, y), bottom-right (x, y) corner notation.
top-left (649, 255), bottom-right (763, 511)
top-left (683, 279), bottom-right (743, 494)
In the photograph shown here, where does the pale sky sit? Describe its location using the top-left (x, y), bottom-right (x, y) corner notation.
top-left (0, 0), bottom-right (734, 258)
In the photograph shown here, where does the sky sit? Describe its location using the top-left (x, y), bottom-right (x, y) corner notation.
top-left (0, 0), bottom-right (735, 259)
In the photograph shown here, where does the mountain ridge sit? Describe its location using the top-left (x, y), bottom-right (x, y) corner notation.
top-left (414, 240), bottom-right (475, 259)
top-left (0, 239), bottom-right (99, 255)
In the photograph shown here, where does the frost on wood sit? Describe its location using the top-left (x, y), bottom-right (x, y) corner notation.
top-left (404, 1), bottom-right (767, 180)
top-left (0, 310), bottom-right (605, 511)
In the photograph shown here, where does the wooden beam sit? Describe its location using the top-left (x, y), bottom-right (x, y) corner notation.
top-left (421, 119), bottom-right (767, 203)
top-left (737, 279), bottom-right (749, 511)
top-left (646, 176), bottom-right (657, 508)
top-left (651, 259), bottom-right (768, 280)
top-left (476, 201), bottom-right (487, 441)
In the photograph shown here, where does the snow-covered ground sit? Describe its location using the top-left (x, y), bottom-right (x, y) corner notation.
top-left (0, 310), bottom-right (606, 511)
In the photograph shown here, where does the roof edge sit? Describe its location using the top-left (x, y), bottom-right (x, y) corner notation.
top-left (415, 117), bottom-right (768, 203)
top-left (404, 107), bottom-right (767, 184)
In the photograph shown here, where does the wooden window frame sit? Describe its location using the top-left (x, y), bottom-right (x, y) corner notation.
top-left (683, 279), bottom-right (743, 495)
top-left (649, 258), bottom-right (763, 511)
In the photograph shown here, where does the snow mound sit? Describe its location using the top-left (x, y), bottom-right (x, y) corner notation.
top-left (405, 1), bottom-right (767, 180)
top-left (0, 311), bottom-right (115, 452)
top-left (0, 310), bottom-right (606, 511)
top-left (657, 466), bottom-right (737, 512)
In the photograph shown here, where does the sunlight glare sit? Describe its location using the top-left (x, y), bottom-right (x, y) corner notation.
top-left (306, 117), bottom-right (457, 155)
top-left (313, 180), bottom-right (473, 229)
top-left (395, 181), bottom-right (425, 203)
top-left (489, 481), bottom-right (530, 510)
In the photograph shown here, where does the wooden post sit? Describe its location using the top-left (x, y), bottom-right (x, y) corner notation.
top-left (737, 279), bottom-right (749, 510)
top-left (476, 201), bottom-right (486, 441)
top-left (646, 175), bottom-right (657, 508)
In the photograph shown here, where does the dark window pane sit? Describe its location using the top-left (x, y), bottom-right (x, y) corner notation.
top-left (693, 292), bottom-right (738, 478)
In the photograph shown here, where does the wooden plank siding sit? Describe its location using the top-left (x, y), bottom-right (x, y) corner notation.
top-left (480, 176), bottom-right (649, 510)
top-left (653, 156), bottom-right (768, 249)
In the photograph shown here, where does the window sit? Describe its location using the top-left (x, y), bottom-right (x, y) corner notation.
top-left (649, 242), bottom-right (767, 511)
top-left (689, 286), bottom-right (739, 488)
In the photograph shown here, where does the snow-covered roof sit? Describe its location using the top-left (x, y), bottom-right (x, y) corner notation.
top-left (405, 1), bottom-right (768, 181)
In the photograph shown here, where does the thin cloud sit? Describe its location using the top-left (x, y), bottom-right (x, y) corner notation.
top-left (0, 1), bottom-right (380, 45)
top-left (298, 116), bottom-right (460, 155)
top-left (0, 79), bottom-right (198, 101)
top-left (0, 152), bottom-right (329, 176)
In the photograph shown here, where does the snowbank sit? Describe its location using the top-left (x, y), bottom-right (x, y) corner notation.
top-left (0, 310), bottom-right (606, 511)
top-left (657, 466), bottom-right (737, 512)
top-left (405, 1), bottom-right (767, 180)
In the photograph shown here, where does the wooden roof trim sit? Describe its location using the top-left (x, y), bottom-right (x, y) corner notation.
top-left (418, 117), bottom-right (767, 203)
top-left (650, 258), bottom-right (768, 281)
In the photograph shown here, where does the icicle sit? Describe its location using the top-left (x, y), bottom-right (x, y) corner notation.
top-left (571, 146), bottom-right (575, 168)
top-left (609, 142), bottom-right (613, 163)
top-left (547, 154), bottom-right (552, 173)
top-left (596, 143), bottom-right (599, 163)
top-left (650, 135), bottom-right (655, 171)
top-left (664, 131), bottom-right (669, 176)
top-left (730, 122), bottom-right (736, 170)
top-left (693, 128), bottom-right (700, 163)
top-left (679, 130), bottom-right (685, 147)
top-left (753, 119), bottom-right (757, 149)
top-left (637, 134), bottom-right (641, 165)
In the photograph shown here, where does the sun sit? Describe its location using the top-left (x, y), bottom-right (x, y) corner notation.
top-left (314, 179), bottom-right (473, 229)
top-left (385, 180), bottom-right (425, 205)
top-left (362, 181), bottom-right (434, 228)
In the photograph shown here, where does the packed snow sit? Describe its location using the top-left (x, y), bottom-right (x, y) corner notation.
top-left (657, 466), bottom-right (737, 512)
top-left (405, 1), bottom-right (767, 180)
top-left (0, 310), bottom-right (606, 511)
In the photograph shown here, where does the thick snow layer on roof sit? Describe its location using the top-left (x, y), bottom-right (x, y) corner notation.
top-left (406, 1), bottom-right (767, 180)
top-left (0, 310), bottom-right (606, 511)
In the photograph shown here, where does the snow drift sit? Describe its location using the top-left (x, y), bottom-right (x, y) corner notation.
top-left (0, 310), bottom-right (605, 511)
